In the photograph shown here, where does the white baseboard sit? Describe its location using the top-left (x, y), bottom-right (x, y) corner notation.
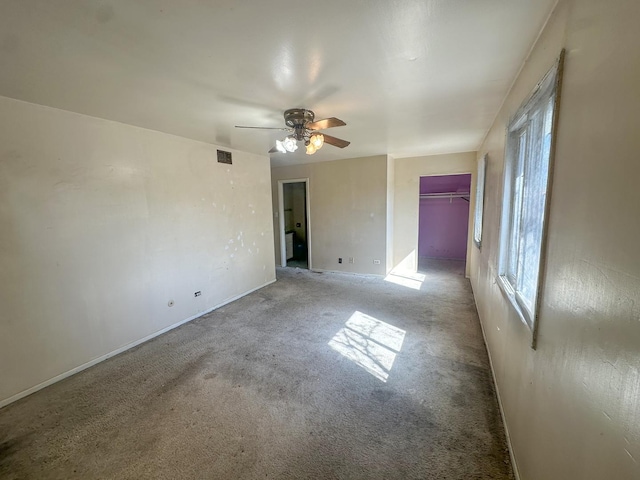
top-left (471, 286), bottom-right (521, 480)
top-left (0, 278), bottom-right (276, 409)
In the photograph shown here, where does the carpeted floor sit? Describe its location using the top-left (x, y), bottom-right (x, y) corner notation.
top-left (0, 260), bottom-right (513, 479)
top-left (285, 259), bottom-right (308, 269)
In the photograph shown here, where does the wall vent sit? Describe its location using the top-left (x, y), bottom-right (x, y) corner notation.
top-left (217, 150), bottom-right (232, 164)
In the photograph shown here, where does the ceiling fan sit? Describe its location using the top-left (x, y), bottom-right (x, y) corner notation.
top-left (235, 108), bottom-right (350, 155)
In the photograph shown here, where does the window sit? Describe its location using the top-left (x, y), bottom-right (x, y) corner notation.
top-left (473, 154), bottom-right (486, 248)
top-left (498, 53), bottom-right (563, 331)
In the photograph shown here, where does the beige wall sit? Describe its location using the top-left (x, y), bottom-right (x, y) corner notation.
top-left (470, 0), bottom-right (640, 479)
top-left (271, 156), bottom-right (388, 275)
top-left (272, 152), bottom-right (478, 278)
top-left (393, 152), bottom-right (477, 276)
top-left (0, 96), bottom-right (275, 406)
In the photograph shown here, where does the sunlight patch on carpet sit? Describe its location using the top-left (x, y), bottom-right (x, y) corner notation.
top-left (384, 271), bottom-right (426, 290)
top-left (328, 311), bottom-right (406, 382)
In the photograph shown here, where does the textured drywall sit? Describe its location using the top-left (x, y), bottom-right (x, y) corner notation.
top-left (418, 198), bottom-right (469, 260)
top-left (419, 174), bottom-right (471, 196)
top-left (272, 154), bottom-right (477, 276)
top-left (0, 0), bottom-right (557, 163)
top-left (393, 153), bottom-right (476, 276)
top-left (271, 156), bottom-right (388, 275)
top-left (470, 0), bottom-right (640, 478)
top-left (0, 96), bottom-right (275, 405)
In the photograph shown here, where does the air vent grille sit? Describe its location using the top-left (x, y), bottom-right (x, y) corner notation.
top-left (217, 150), bottom-right (232, 164)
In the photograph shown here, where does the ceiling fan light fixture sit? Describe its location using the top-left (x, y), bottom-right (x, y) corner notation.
top-left (310, 133), bottom-right (324, 149)
top-left (275, 140), bottom-right (287, 153)
top-left (236, 109), bottom-right (349, 155)
top-left (282, 136), bottom-right (298, 152)
top-left (305, 143), bottom-right (317, 155)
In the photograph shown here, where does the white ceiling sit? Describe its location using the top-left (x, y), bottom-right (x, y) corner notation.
top-left (0, 0), bottom-right (556, 167)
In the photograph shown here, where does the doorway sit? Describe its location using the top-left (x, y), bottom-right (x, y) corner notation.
top-left (418, 174), bottom-right (471, 273)
top-left (278, 179), bottom-right (311, 269)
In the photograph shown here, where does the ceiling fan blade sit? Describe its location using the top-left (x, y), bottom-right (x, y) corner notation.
top-left (306, 117), bottom-right (346, 130)
top-left (235, 125), bottom-right (291, 131)
top-left (322, 134), bottom-right (350, 148)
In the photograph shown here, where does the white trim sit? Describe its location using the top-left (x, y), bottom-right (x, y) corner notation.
top-left (473, 154), bottom-right (487, 248)
top-left (277, 178), bottom-right (312, 269)
top-left (0, 279), bottom-right (276, 409)
top-left (277, 181), bottom-right (286, 266)
top-left (497, 275), bottom-right (532, 330)
top-left (497, 53), bottom-right (563, 347)
top-left (305, 180), bottom-right (313, 269)
top-left (472, 286), bottom-right (521, 480)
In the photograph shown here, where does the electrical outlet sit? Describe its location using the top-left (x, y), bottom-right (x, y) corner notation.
top-left (373, 259), bottom-right (381, 265)
top-left (349, 257), bottom-right (354, 264)
top-left (338, 257), bottom-right (343, 264)
top-left (194, 291), bottom-right (202, 297)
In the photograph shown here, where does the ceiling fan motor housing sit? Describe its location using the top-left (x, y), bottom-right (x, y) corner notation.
top-left (284, 108), bottom-right (315, 142)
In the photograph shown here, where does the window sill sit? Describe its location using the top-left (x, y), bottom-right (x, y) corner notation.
top-left (496, 275), bottom-right (532, 331)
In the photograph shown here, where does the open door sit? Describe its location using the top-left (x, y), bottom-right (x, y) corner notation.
top-left (278, 179), bottom-right (311, 269)
top-left (418, 174), bottom-right (471, 272)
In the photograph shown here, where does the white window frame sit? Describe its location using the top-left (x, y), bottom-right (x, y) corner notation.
top-left (473, 154), bottom-right (487, 248)
top-left (497, 52), bottom-right (564, 342)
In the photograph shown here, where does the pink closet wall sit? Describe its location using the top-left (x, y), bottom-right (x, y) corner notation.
top-left (418, 174), bottom-right (471, 260)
